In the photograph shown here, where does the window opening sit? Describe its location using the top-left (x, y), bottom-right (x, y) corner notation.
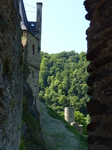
top-left (32, 44), bottom-right (35, 55)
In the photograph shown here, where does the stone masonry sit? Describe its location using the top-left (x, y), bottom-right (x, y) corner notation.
top-left (20, 0), bottom-right (42, 113)
top-left (26, 32), bottom-right (40, 112)
top-left (20, 1), bottom-right (46, 149)
top-left (64, 107), bottom-right (75, 124)
top-left (84, 0), bottom-right (112, 150)
top-left (0, 1), bottom-right (46, 150)
top-left (0, 0), bottom-right (23, 150)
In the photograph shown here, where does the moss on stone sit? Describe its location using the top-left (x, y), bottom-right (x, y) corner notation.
top-left (21, 110), bottom-right (46, 150)
top-left (19, 140), bottom-right (26, 150)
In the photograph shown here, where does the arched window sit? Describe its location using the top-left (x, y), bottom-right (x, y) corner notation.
top-left (32, 44), bottom-right (35, 55)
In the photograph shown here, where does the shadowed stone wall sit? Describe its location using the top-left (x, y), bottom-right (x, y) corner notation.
top-left (0, 0), bottom-right (23, 150)
top-left (0, 1), bottom-right (46, 150)
top-left (84, 0), bottom-right (112, 149)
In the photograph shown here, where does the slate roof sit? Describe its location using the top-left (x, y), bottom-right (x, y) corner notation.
top-left (19, 0), bottom-right (36, 35)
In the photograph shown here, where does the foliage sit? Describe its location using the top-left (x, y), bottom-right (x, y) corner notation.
top-left (21, 111), bottom-right (39, 148)
top-left (39, 50), bottom-right (90, 116)
top-left (74, 111), bottom-right (91, 134)
top-left (19, 140), bottom-right (26, 150)
top-left (20, 109), bottom-right (46, 150)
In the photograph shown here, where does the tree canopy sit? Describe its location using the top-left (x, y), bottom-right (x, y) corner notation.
top-left (39, 50), bottom-right (90, 116)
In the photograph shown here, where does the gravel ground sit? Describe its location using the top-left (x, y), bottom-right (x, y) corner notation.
top-left (40, 102), bottom-right (86, 150)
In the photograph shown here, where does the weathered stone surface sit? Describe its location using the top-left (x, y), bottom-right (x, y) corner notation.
top-left (84, 0), bottom-right (112, 149)
top-left (21, 75), bottom-right (46, 150)
top-left (20, 1), bottom-right (46, 148)
top-left (0, 1), bottom-right (46, 150)
top-left (26, 32), bottom-right (40, 112)
top-left (0, 0), bottom-right (23, 150)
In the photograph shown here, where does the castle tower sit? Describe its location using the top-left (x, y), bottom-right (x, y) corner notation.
top-left (64, 107), bottom-right (75, 124)
top-left (20, 0), bottom-right (43, 113)
top-left (35, 3), bottom-right (42, 51)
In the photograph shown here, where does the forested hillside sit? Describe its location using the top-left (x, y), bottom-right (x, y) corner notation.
top-left (39, 51), bottom-right (89, 118)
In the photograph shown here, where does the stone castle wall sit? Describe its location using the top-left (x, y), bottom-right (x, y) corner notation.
top-left (84, 0), bottom-right (112, 149)
top-left (0, 0), bottom-right (23, 149)
top-left (0, 1), bottom-right (45, 150)
top-left (71, 122), bottom-right (83, 134)
top-left (20, 11), bottom-right (46, 150)
top-left (26, 65), bottom-right (40, 112)
top-left (26, 32), bottom-right (40, 112)
top-left (27, 32), bottom-right (40, 69)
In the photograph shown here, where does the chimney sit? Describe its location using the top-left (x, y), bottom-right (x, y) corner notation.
top-left (35, 3), bottom-right (43, 51)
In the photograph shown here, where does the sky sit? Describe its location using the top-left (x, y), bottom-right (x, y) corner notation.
top-left (23, 0), bottom-right (90, 54)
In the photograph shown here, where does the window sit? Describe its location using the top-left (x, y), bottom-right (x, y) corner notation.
top-left (31, 23), bottom-right (34, 27)
top-left (32, 44), bottom-right (35, 55)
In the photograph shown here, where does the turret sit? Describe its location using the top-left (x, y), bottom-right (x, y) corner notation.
top-left (35, 3), bottom-right (43, 51)
top-left (64, 107), bottom-right (75, 124)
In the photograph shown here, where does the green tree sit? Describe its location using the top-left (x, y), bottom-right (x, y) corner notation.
top-left (74, 110), bottom-right (87, 134)
top-left (39, 50), bottom-right (90, 116)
